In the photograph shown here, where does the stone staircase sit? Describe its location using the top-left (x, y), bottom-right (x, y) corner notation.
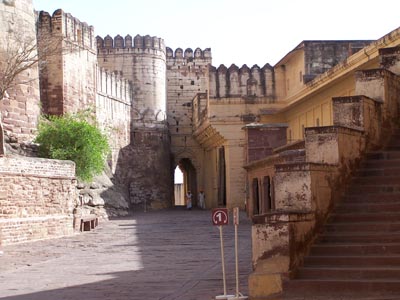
top-left (281, 130), bottom-right (400, 300)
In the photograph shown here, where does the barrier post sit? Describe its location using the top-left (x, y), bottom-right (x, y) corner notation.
top-left (232, 207), bottom-right (248, 300)
top-left (212, 208), bottom-right (234, 300)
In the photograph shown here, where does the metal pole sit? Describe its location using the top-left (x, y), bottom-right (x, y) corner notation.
top-left (219, 225), bottom-right (227, 296)
top-left (235, 223), bottom-right (239, 297)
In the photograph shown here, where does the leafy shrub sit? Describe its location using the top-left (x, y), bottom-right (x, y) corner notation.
top-left (35, 112), bottom-right (110, 182)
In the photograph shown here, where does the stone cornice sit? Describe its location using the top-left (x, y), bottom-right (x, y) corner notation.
top-left (193, 124), bottom-right (225, 150)
top-left (279, 27), bottom-right (400, 112)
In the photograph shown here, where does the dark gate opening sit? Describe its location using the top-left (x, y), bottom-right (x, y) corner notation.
top-left (218, 146), bottom-right (226, 206)
top-left (174, 158), bottom-right (197, 207)
top-left (252, 178), bottom-right (260, 215)
top-left (263, 176), bottom-right (273, 212)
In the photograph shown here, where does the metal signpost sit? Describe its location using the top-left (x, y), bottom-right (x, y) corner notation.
top-left (232, 207), bottom-right (248, 300)
top-left (212, 208), bottom-right (234, 300)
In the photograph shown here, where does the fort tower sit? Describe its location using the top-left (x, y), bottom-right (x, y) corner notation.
top-left (97, 35), bottom-right (171, 209)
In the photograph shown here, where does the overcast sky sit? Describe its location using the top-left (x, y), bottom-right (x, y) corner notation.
top-left (32, 0), bottom-right (399, 67)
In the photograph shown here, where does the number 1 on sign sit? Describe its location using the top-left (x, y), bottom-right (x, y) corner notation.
top-left (216, 212), bottom-right (223, 222)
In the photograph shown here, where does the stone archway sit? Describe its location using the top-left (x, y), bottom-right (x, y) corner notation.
top-left (174, 158), bottom-right (198, 207)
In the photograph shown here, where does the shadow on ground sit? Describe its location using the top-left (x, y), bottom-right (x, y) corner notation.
top-left (0, 209), bottom-right (252, 300)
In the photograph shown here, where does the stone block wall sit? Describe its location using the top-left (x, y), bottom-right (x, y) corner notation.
top-left (244, 124), bottom-right (287, 163)
top-left (96, 68), bottom-right (132, 173)
top-left (97, 34), bottom-right (166, 125)
top-left (303, 40), bottom-right (373, 82)
top-left (114, 130), bottom-right (172, 209)
top-left (166, 47), bottom-right (211, 171)
top-left (0, 156), bottom-right (76, 245)
top-left (37, 9), bottom-right (97, 116)
top-left (0, 0), bottom-right (41, 144)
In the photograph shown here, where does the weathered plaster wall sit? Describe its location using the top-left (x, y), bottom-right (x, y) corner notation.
top-left (0, 156), bottom-right (76, 245)
top-left (303, 41), bottom-right (373, 81)
top-left (380, 46), bottom-right (400, 75)
top-left (355, 69), bottom-right (400, 138)
top-left (193, 96), bottom-right (283, 209)
top-left (249, 212), bottom-right (314, 297)
top-left (333, 95), bottom-right (382, 149)
top-left (274, 49), bottom-right (304, 100)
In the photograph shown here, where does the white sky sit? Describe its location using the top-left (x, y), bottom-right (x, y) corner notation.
top-left (32, 0), bottom-right (399, 67)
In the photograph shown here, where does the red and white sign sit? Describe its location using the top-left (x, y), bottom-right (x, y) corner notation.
top-left (212, 208), bottom-right (229, 226)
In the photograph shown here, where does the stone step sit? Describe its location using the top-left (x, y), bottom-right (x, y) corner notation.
top-left (281, 131), bottom-right (400, 300)
top-left (318, 233), bottom-right (400, 243)
top-left (351, 176), bottom-right (400, 186)
top-left (310, 243), bottom-right (400, 256)
top-left (274, 294), bottom-right (400, 300)
top-left (342, 193), bottom-right (400, 203)
top-left (386, 145), bottom-right (400, 151)
top-left (362, 159), bottom-right (400, 169)
top-left (304, 255), bottom-right (400, 267)
top-left (329, 212), bottom-right (400, 223)
top-left (347, 185), bottom-right (400, 195)
top-left (324, 222), bottom-right (400, 233)
top-left (334, 202), bottom-right (400, 213)
top-left (296, 266), bottom-right (400, 280)
top-left (366, 151), bottom-right (400, 160)
top-left (284, 279), bottom-right (400, 297)
top-left (355, 167), bottom-right (400, 177)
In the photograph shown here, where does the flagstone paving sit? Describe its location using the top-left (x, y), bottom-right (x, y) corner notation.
top-left (0, 209), bottom-right (252, 300)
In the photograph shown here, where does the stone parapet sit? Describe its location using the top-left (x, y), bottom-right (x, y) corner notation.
top-left (249, 211), bottom-right (315, 298)
top-left (0, 156), bottom-right (76, 245)
top-left (97, 34), bottom-right (165, 52)
top-left (0, 156), bottom-right (75, 178)
top-left (208, 63), bottom-right (274, 100)
top-left (0, 215), bottom-right (73, 245)
top-left (379, 45), bottom-right (400, 75)
top-left (38, 10), bottom-right (96, 53)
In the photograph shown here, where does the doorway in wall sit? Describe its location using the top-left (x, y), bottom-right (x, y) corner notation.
top-left (0, 120), bottom-right (4, 156)
top-left (263, 176), bottom-right (273, 212)
top-left (218, 146), bottom-right (226, 206)
top-left (174, 158), bottom-right (197, 207)
top-left (252, 178), bottom-right (260, 215)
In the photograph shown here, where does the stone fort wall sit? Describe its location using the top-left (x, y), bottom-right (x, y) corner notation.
top-left (0, 4), bottom-right (135, 246)
top-left (0, 0), bottom-right (41, 144)
top-left (97, 34), bottom-right (171, 209)
top-left (96, 67), bottom-right (132, 173)
top-left (37, 9), bottom-right (97, 116)
top-left (0, 156), bottom-right (76, 245)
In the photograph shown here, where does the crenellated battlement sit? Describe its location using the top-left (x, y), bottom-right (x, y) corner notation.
top-left (37, 9), bottom-right (95, 52)
top-left (96, 34), bottom-right (165, 52)
top-left (209, 63), bottom-right (274, 99)
top-left (166, 47), bottom-right (211, 60)
top-left (97, 67), bottom-right (132, 104)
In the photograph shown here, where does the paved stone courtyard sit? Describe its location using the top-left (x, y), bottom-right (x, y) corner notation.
top-left (0, 209), bottom-right (252, 300)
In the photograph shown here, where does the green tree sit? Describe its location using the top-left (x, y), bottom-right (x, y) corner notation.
top-left (35, 112), bottom-right (110, 182)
